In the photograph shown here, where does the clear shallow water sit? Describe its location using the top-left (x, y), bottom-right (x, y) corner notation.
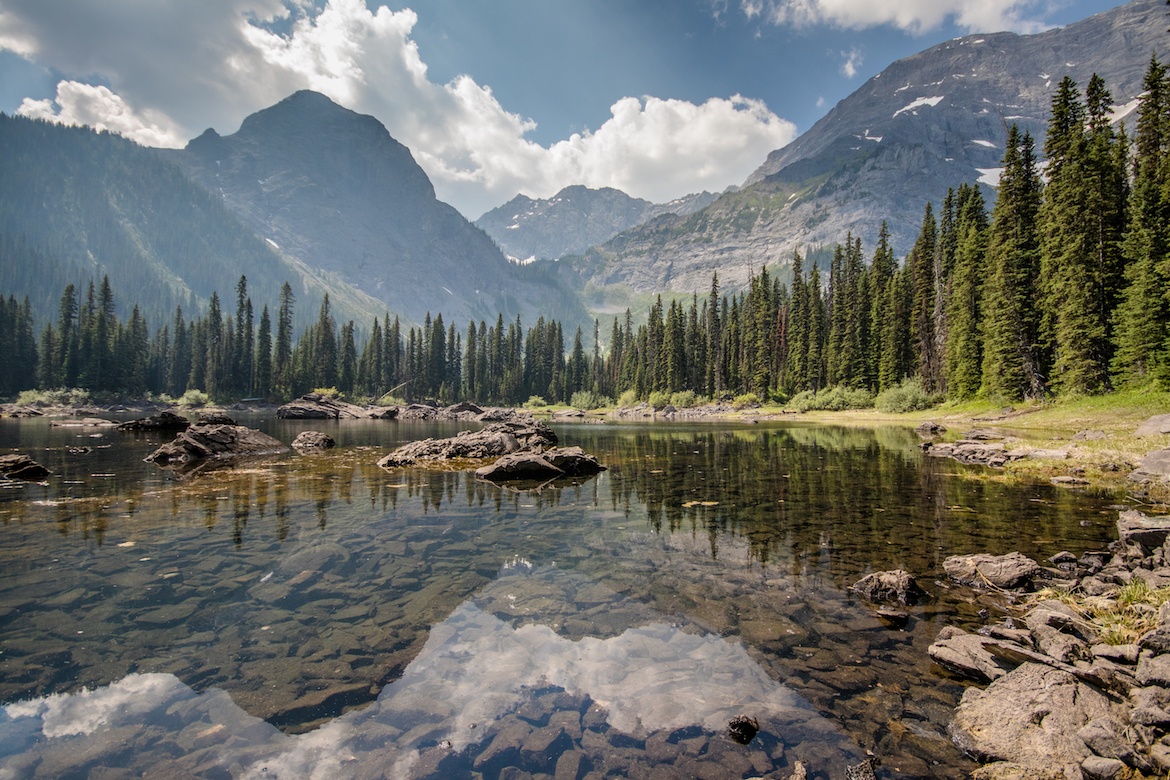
top-left (0, 417), bottom-right (1119, 778)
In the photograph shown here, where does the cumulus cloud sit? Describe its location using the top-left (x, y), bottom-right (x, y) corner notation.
top-left (752, 0), bottom-right (1049, 34)
top-left (0, 0), bottom-right (796, 217)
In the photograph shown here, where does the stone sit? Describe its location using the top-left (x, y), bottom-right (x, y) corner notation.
top-left (49, 417), bottom-right (118, 427)
top-left (928, 626), bottom-right (1011, 682)
top-left (943, 552), bottom-right (1043, 589)
top-left (915, 421), bottom-right (946, 437)
top-left (923, 440), bottom-right (1027, 468)
top-left (196, 410), bottom-right (236, 425)
top-left (1130, 449), bottom-right (1170, 486)
top-left (277, 393), bottom-right (373, 420)
top-left (1130, 686), bottom-right (1170, 727)
top-left (969, 763), bottom-right (1068, 780)
top-left (1080, 757), bottom-right (1127, 780)
top-left (117, 411), bottom-right (190, 432)
top-left (1093, 644), bottom-right (1140, 665)
top-left (1077, 716), bottom-right (1148, 770)
top-left (0, 453), bottom-right (50, 481)
top-left (292, 431), bottom-right (336, 452)
top-left (1137, 653), bottom-right (1170, 687)
top-left (950, 663), bottom-right (1121, 771)
top-left (144, 423), bottom-right (289, 465)
top-left (475, 452), bottom-right (563, 481)
top-left (1117, 511), bottom-right (1170, 554)
top-left (1137, 414), bottom-right (1170, 437)
top-left (726, 715), bottom-right (759, 745)
top-left (378, 419), bottom-right (558, 468)
top-left (850, 569), bottom-right (926, 606)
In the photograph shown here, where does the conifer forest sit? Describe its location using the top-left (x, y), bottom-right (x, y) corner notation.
top-left (2, 61), bottom-right (1169, 408)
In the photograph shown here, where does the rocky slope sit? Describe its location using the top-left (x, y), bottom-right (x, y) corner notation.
top-left (475, 185), bottom-right (716, 262)
top-left (561, 0), bottom-right (1164, 300)
top-left (170, 91), bottom-right (585, 327)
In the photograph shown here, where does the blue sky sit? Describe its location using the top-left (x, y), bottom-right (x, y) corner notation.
top-left (0, 0), bottom-right (1127, 217)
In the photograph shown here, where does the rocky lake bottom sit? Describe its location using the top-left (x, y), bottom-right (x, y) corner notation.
top-left (0, 417), bottom-right (1123, 778)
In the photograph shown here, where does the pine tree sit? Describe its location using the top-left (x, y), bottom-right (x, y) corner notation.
top-left (944, 185), bottom-right (988, 399)
top-left (981, 126), bottom-right (1044, 400)
top-left (256, 305), bottom-right (273, 400)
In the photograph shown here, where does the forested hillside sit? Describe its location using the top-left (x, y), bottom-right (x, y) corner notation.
top-left (0, 114), bottom-right (386, 331)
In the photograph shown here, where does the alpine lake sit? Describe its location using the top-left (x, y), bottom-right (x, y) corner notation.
top-left (0, 414), bottom-right (1121, 779)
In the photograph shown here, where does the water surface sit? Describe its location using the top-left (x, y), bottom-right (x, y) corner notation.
top-left (0, 417), bottom-right (1119, 778)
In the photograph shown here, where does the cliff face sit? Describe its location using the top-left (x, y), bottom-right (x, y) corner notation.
top-left (171, 91), bottom-right (585, 327)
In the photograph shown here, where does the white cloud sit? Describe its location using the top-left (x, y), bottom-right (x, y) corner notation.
top-left (0, 0), bottom-right (796, 217)
top-left (753, 0), bottom-right (1049, 34)
top-left (18, 82), bottom-right (185, 147)
top-left (839, 47), bottom-right (863, 78)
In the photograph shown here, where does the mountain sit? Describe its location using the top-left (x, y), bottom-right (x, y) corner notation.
top-left (561, 0), bottom-right (1164, 300)
top-left (170, 91), bottom-right (586, 328)
top-left (475, 186), bottom-right (717, 262)
top-left (0, 113), bottom-right (382, 330)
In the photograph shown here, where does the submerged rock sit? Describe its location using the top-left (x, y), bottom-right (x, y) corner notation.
top-left (726, 715), bottom-right (759, 745)
top-left (292, 431), bottom-right (336, 452)
top-left (377, 419), bottom-right (557, 468)
top-left (474, 447), bottom-right (607, 483)
top-left (943, 552), bottom-right (1043, 590)
top-left (851, 569), bottom-right (926, 606)
top-left (144, 423), bottom-right (288, 465)
top-left (49, 417), bottom-right (118, 428)
top-left (117, 411), bottom-right (190, 432)
top-left (0, 453), bottom-right (51, 481)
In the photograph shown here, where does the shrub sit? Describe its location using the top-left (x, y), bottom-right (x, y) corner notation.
top-left (523, 395), bottom-right (547, 408)
top-left (669, 390), bottom-right (701, 409)
top-left (733, 392), bottom-right (761, 409)
top-left (312, 387), bottom-right (342, 399)
top-left (787, 386), bottom-right (875, 412)
top-left (648, 390), bottom-right (671, 410)
top-left (617, 389), bottom-right (640, 408)
top-left (874, 377), bottom-right (939, 413)
top-left (177, 389), bottom-right (210, 408)
top-left (569, 390), bottom-right (612, 410)
top-left (15, 388), bottom-right (91, 407)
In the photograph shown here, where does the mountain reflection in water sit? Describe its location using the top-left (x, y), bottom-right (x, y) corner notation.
top-left (0, 418), bottom-right (1119, 778)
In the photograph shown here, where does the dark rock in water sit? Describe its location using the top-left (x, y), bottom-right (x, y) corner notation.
top-left (1117, 510), bottom-right (1170, 553)
top-left (144, 423), bottom-right (288, 465)
top-left (851, 569), bottom-right (926, 606)
top-left (377, 419), bottom-right (557, 468)
top-left (475, 447), bottom-right (607, 483)
top-left (117, 411), bottom-right (190, 432)
top-left (726, 715), bottom-right (758, 745)
top-left (922, 439), bottom-right (1026, 468)
top-left (277, 393), bottom-right (370, 420)
top-left (844, 758), bottom-right (878, 780)
top-left (292, 431), bottom-right (336, 452)
top-left (197, 410), bottom-right (237, 425)
top-left (943, 552), bottom-right (1042, 590)
top-left (916, 421), bottom-right (946, 438)
top-left (928, 626), bottom-right (1012, 682)
top-left (0, 453), bottom-right (51, 481)
top-left (3, 405), bottom-right (42, 417)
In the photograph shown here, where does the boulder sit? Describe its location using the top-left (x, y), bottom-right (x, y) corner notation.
top-left (1117, 510), bottom-right (1170, 553)
top-left (475, 447), bottom-right (606, 482)
top-left (944, 552), bottom-right (1043, 590)
top-left (950, 663), bottom-right (1122, 771)
top-left (916, 421), bottom-right (947, 437)
top-left (378, 419), bottom-right (557, 469)
top-left (117, 411), bottom-right (190, 432)
top-left (292, 431), bottom-right (336, 452)
top-left (1130, 448), bottom-right (1170, 486)
top-left (144, 423), bottom-right (289, 465)
top-left (0, 453), bottom-right (51, 481)
top-left (928, 626), bottom-right (1012, 682)
top-left (851, 569), bottom-right (926, 606)
top-left (1137, 414), bottom-right (1170, 437)
top-left (197, 410), bottom-right (237, 425)
top-left (277, 393), bottom-right (370, 420)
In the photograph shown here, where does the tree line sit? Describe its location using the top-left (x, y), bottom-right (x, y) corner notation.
top-left (1, 60), bottom-right (1168, 406)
